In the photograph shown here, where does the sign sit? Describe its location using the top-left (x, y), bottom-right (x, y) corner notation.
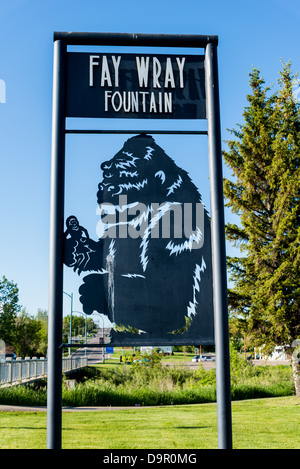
top-left (66, 53), bottom-right (206, 119)
top-left (48, 33), bottom-right (232, 450)
top-left (64, 134), bottom-right (214, 345)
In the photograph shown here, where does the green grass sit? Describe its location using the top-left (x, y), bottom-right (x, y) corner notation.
top-left (103, 348), bottom-right (195, 366)
top-left (0, 353), bottom-right (298, 449)
top-left (0, 396), bottom-right (300, 449)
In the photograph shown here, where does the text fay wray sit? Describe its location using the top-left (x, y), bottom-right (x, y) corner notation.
top-left (89, 55), bottom-right (186, 89)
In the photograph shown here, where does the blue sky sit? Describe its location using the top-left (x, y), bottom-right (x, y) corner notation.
top-left (1, 0), bottom-right (300, 320)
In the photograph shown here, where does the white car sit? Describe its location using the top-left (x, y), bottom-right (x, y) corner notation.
top-left (202, 356), bottom-right (215, 361)
top-left (192, 356), bottom-right (200, 362)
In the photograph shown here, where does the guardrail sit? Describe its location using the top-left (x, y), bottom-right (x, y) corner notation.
top-left (0, 356), bottom-right (88, 387)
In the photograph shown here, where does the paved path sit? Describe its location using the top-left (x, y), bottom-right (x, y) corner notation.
top-left (0, 404), bottom-right (156, 412)
top-left (71, 330), bottom-right (107, 364)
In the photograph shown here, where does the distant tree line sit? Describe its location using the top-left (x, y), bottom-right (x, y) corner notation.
top-left (0, 276), bottom-right (97, 358)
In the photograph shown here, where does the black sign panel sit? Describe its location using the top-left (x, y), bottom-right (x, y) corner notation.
top-left (64, 134), bottom-right (214, 345)
top-left (66, 53), bottom-right (206, 119)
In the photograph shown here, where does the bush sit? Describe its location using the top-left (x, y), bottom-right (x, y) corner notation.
top-left (0, 382), bottom-right (47, 406)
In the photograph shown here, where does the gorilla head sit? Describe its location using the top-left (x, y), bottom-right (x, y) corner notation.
top-left (97, 134), bottom-right (201, 208)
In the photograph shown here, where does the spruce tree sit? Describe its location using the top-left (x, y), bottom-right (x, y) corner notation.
top-left (223, 63), bottom-right (300, 395)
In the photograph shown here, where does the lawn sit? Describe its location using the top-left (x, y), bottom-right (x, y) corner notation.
top-left (0, 396), bottom-right (299, 449)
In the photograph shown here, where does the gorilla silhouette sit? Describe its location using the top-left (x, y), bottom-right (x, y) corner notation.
top-left (64, 134), bottom-right (214, 345)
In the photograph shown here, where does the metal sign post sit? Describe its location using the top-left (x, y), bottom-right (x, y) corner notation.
top-left (47, 32), bottom-right (232, 449)
top-left (205, 42), bottom-right (232, 449)
top-left (47, 38), bottom-right (66, 450)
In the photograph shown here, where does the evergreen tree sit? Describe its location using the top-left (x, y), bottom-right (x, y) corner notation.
top-left (223, 62), bottom-right (300, 395)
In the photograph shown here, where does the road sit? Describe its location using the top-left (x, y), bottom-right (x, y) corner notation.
top-left (71, 330), bottom-right (110, 364)
top-left (163, 360), bottom-right (215, 370)
top-left (163, 358), bottom-right (291, 370)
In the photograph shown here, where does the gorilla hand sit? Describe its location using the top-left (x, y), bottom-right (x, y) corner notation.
top-left (79, 273), bottom-right (108, 316)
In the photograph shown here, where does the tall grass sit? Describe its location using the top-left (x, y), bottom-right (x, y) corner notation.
top-left (0, 359), bottom-right (294, 407)
top-left (0, 379), bottom-right (47, 406)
